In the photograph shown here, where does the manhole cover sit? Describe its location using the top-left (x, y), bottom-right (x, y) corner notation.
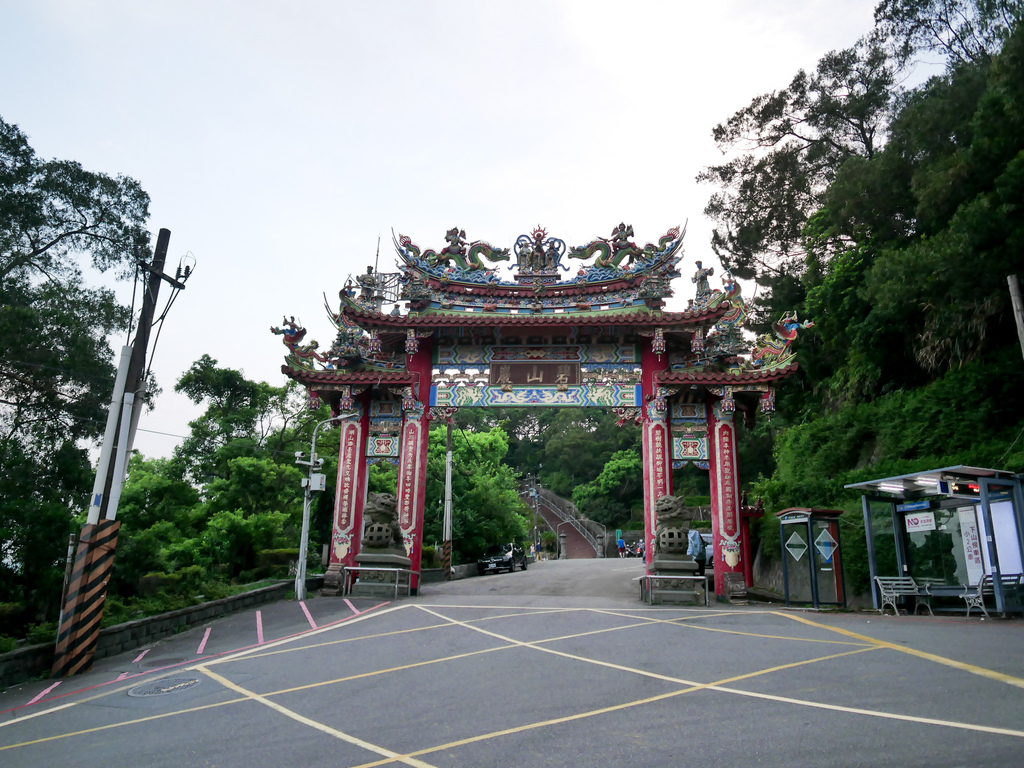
top-left (127, 677), bottom-right (201, 697)
top-left (139, 657), bottom-right (186, 669)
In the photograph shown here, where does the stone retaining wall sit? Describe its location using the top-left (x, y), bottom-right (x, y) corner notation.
top-left (0, 577), bottom-right (322, 691)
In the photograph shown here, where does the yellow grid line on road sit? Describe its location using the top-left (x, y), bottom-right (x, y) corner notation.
top-left (199, 667), bottom-right (441, 768)
top-left (7, 604), bottom-right (1024, 759)
top-left (338, 604), bottom-right (1024, 766)
top-left (0, 697), bottom-right (247, 752)
top-left (344, 606), bottom-right (886, 768)
top-left (228, 608), bottom-right (580, 663)
top-left (591, 607), bottom-right (876, 646)
top-left (777, 611), bottom-right (1024, 690)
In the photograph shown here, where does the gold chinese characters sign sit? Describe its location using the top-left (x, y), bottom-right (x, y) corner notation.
top-left (489, 362), bottom-right (581, 387)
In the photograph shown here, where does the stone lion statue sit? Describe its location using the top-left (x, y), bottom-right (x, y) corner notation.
top-left (361, 492), bottom-right (405, 552)
top-left (654, 494), bottom-right (696, 555)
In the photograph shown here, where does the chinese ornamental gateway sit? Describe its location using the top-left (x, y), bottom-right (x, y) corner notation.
top-left (273, 223), bottom-right (810, 597)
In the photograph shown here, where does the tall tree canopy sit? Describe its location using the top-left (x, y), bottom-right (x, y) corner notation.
top-left (0, 115), bottom-right (151, 635)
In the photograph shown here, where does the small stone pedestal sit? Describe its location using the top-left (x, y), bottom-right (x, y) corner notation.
top-left (348, 551), bottom-right (412, 598)
top-left (322, 563), bottom-right (345, 596)
top-left (650, 554), bottom-right (704, 605)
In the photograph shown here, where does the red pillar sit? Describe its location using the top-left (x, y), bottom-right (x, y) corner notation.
top-left (323, 392), bottom-right (370, 595)
top-left (708, 400), bottom-right (743, 596)
top-left (640, 338), bottom-right (671, 571)
top-left (398, 337), bottom-right (433, 592)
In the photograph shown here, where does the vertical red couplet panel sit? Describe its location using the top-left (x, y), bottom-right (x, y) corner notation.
top-left (399, 337), bottom-right (434, 591)
top-left (640, 338), bottom-right (671, 571)
top-left (708, 403), bottom-right (743, 595)
top-left (329, 401), bottom-right (369, 570)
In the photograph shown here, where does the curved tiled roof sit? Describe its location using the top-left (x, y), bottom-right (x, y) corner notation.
top-left (342, 304), bottom-right (727, 330)
top-left (282, 365), bottom-right (416, 386)
top-left (657, 363), bottom-right (800, 385)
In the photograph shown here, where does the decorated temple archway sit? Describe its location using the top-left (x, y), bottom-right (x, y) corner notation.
top-left (274, 223), bottom-right (809, 597)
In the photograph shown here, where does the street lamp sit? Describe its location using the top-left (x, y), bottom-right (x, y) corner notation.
top-left (294, 416), bottom-right (340, 601)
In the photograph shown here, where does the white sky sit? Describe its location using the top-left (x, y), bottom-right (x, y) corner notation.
top-left (1, 0), bottom-right (880, 459)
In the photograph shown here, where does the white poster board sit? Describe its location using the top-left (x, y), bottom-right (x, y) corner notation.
top-left (958, 507), bottom-right (985, 585)
top-left (972, 500), bottom-right (1023, 577)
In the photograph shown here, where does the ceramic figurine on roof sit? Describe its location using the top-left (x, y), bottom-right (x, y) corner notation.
top-left (702, 271), bottom-right (749, 359)
top-left (270, 317), bottom-right (328, 370)
top-left (750, 311), bottom-right (815, 370)
top-left (692, 261), bottom-right (714, 301)
top-left (396, 228), bottom-right (510, 273)
top-left (514, 226), bottom-right (567, 274)
top-left (569, 222), bottom-right (642, 269)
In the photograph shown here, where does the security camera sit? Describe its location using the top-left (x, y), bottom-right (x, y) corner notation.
top-left (313, 458), bottom-right (325, 468)
top-left (295, 451), bottom-right (306, 459)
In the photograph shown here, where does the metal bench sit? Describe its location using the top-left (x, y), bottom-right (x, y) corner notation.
top-left (960, 573), bottom-right (1023, 619)
top-left (874, 576), bottom-right (933, 616)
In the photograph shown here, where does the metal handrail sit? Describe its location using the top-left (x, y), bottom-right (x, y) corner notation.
top-left (527, 484), bottom-right (604, 556)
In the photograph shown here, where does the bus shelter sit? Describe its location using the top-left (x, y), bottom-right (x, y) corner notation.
top-left (776, 508), bottom-right (845, 609)
top-left (846, 466), bottom-right (1024, 614)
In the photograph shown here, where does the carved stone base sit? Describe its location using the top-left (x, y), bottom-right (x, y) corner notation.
top-left (349, 551), bottom-right (413, 597)
top-left (649, 555), bottom-right (703, 605)
top-left (322, 563), bottom-right (345, 596)
top-left (723, 571), bottom-right (748, 603)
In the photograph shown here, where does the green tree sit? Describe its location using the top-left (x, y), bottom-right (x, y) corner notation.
top-left (0, 115), bottom-right (150, 634)
top-left (572, 450), bottom-right (643, 527)
top-left (698, 33), bottom-right (898, 296)
top-left (423, 424), bottom-right (530, 563)
top-left (172, 354), bottom-right (303, 483)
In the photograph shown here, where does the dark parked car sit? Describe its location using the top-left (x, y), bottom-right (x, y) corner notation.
top-left (477, 543), bottom-right (527, 575)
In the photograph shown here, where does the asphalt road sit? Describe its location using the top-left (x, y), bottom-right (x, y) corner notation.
top-left (3, 559), bottom-right (1024, 767)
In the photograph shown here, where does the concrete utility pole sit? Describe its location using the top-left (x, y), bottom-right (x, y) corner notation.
top-left (99, 228), bottom-right (175, 516)
top-left (442, 422), bottom-right (454, 581)
top-left (294, 418), bottom-right (334, 601)
top-left (1009, 275), bottom-right (1024, 363)
top-left (53, 228), bottom-right (185, 678)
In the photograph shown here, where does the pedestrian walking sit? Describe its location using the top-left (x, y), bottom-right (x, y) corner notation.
top-left (687, 528), bottom-right (707, 576)
top-left (617, 537), bottom-right (626, 558)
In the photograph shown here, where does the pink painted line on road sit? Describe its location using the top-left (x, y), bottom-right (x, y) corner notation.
top-left (256, 610), bottom-right (265, 644)
top-left (196, 626), bottom-right (212, 655)
top-left (132, 648), bottom-right (150, 664)
top-left (0, 601), bottom-right (394, 718)
top-left (116, 672), bottom-right (130, 681)
top-left (27, 681), bottom-right (61, 705)
top-left (344, 598), bottom-right (359, 615)
top-left (299, 601), bottom-right (317, 629)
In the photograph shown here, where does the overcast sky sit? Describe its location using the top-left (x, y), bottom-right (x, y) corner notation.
top-left (1, 0), bottom-right (881, 458)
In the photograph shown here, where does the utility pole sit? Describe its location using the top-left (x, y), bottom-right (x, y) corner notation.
top-left (442, 421), bottom-right (454, 581)
top-left (1009, 275), bottom-right (1024, 363)
top-left (294, 418), bottom-right (334, 601)
top-left (53, 228), bottom-right (184, 678)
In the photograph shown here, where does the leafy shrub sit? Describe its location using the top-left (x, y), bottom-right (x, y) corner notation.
top-left (420, 546), bottom-right (440, 569)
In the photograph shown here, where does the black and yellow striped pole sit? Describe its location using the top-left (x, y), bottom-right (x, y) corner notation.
top-left (51, 520), bottom-right (121, 677)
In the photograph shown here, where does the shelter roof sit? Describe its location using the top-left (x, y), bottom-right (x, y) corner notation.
top-left (775, 507), bottom-right (845, 520)
top-left (844, 465), bottom-right (1019, 497)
